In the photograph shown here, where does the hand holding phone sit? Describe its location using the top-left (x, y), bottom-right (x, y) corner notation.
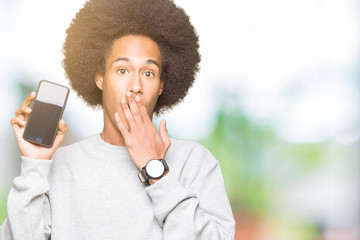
top-left (10, 81), bottom-right (69, 160)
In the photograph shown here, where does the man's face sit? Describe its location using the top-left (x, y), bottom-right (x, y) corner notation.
top-left (95, 35), bottom-right (164, 131)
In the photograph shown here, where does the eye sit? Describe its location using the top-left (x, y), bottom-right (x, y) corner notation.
top-left (117, 68), bottom-right (128, 74)
top-left (144, 71), bottom-right (154, 78)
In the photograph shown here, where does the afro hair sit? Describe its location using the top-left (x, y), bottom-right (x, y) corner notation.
top-left (62, 0), bottom-right (201, 115)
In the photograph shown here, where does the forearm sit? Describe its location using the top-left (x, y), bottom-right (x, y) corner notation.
top-left (162, 197), bottom-right (234, 239)
top-left (3, 157), bottom-right (52, 240)
top-left (146, 170), bottom-right (235, 240)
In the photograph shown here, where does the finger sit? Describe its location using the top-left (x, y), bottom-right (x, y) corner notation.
top-left (126, 91), bottom-right (143, 125)
top-left (15, 106), bottom-right (32, 121)
top-left (114, 112), bottom-right (130, 137)
top-left (135, 95), bottom-right (152, 124)
top-left (57, 119), bottom-right (68, 135)
top-left (121, 98), bottom-right (136, 131)
top-left (22, 92), bottom-right (36, 109)
top-left (10, 118), bottom-right (25, 141)
top-left (15, 92), bottom-right (36, 117)
top-left (159, 119), bottom-right (171, 146)
top-left (10, 116), bottom-right (26, 128)
top-left (23, 107), bottom-right (32, 121)
top-left (52, 119), bottom-right (68, 148)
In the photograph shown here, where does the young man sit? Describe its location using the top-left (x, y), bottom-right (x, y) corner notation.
top-left (1, 0), bottom-right (236, 239)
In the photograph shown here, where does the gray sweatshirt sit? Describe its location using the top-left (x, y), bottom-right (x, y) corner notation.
top-left (0, 134), bottom-right (235, 240)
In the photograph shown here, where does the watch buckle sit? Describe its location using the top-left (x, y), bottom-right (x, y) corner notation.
top-left (138, 172), bottom-right (146, 183)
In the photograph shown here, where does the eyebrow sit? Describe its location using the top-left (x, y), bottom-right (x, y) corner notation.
top-left (112, 57), bottom-right (160, 69)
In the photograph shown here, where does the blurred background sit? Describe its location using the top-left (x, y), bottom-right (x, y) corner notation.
top-left (0, 0), bottom-right (359, 239)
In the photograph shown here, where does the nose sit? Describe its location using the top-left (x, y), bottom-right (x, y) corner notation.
top-left (129, 73), bottom-right (142, 94)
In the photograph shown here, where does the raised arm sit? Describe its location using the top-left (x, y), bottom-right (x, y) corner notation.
top-left (0, 92), bottom-right (68, 240)
top-left (145, 143), bottom-right (236, 240)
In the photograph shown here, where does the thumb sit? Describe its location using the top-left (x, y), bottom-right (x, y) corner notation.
top-left (53, 119), bottom-right (68, 148)
top-left (159, 119), bottom-right (170, 146)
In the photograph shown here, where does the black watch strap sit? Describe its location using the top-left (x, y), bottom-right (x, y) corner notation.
top-left (163, 159), bottom-right (169, 171)
top-left (138, 159), bottom-right (169, 183)
top-left (138, 169), bottom-right (148, 183)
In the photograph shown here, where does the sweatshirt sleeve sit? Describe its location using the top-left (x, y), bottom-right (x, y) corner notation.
top-left (145, 143), bottom-right (236, 240)
top-left (0, 157), bottom-right (52, 240)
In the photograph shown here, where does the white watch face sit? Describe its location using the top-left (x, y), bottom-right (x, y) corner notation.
top-left (146, 159), bottom-right (165, 178)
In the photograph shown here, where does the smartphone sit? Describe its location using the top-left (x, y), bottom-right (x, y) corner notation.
top-left (23, 80), bottom-right (70, 148)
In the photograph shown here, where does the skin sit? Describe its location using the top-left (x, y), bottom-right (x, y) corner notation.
top-left (11, 35), bottom-right (170, 185)
top-left (95, 35), bottom-right (171, 184)
top-left (10, 92), bottom-right (68, 160)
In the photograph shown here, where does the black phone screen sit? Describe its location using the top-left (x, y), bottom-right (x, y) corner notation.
top-left (23, 80), bottom-right (69, 147)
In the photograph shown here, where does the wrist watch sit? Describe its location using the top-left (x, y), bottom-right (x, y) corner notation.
top-left (138, 159), bottom-right (169, 183)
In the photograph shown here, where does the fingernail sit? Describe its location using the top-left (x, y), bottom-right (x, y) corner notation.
top-left (135, 96), bottom-right (140, 102)
top-left (126, 91), bottom-right (131, 97)
top-left (121, 99), bottom-right (126, 104)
